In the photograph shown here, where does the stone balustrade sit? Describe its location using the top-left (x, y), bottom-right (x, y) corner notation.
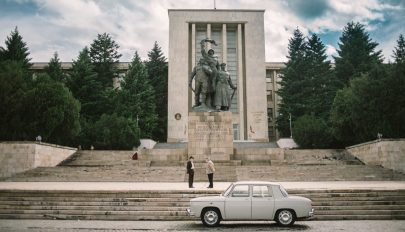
top-left (347, 139), bottom-right (405, 174)
top-left (0, 141), bottom-right (76, 178)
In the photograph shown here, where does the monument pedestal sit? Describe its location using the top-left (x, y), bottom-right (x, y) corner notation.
top-left (188, 111), bottom-right (233, 160)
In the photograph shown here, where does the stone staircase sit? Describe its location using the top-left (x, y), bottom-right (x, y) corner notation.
top-left (0, 189), bottom-right (404, 220)
top-left (2, 148), bottom-right (405, 221)
top-left (5, 149), bottom-right (405, 182)
top-left (236, 165), bottom-right (405, 181)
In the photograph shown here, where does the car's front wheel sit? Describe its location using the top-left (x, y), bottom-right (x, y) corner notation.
top-left (201, 208), bottom-right (221, 227)
top-left (275, 209), bottom-right (296, 226)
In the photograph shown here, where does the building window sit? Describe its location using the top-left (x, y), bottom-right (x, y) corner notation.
top-left (267, 90), bottom-right (272, 102)
top-left (233, 124), bottom-right (240, 140)
top-left (266, 69), bottom-right (273, 82)
top-left (267, 108), bottom-right (273, 122)
top-left (266, 82), bottom-right (272, 90)
top-left (268, 126), bottom-right (274, 139)
top-left (227, 25), bottom-right (238, 113)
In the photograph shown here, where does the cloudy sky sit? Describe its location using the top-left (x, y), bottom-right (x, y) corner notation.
top-left (0, 0), bottom-right (404, 62)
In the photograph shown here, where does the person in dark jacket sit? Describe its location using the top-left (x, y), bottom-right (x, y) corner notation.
top-left (186, 156), bottom-right (195, 188)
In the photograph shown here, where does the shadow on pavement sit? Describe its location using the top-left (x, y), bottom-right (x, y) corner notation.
top-left (176, 222), bottom-right (310, 231)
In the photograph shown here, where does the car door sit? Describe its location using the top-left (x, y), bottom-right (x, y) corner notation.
top-left (224, 184), bottom-right (251, 219)
top-left (251, 185), bottom-right (275, 219)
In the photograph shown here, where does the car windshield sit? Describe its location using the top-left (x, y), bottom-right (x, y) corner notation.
top-left (222, 183), bottom-right (234, 196)
top-left (279, 185), bottom-right (288, 197)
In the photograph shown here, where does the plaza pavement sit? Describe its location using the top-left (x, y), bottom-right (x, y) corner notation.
top-left (1, 219), bottom-right (405, 232)
top-left (1, 181), bottom-right (405, 191)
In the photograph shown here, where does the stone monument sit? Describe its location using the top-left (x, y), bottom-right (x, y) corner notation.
top-left (187, 38), bottom-right (235, 160)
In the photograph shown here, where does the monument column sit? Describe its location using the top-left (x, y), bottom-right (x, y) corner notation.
top-left (237, 23), bottom-right (246, 140)
top-left (207, 24), bottom-right (212, 50)
top-left (222, 24), bottom-right (227, 64)
top-left (190, 23), bottom-right (196, 110)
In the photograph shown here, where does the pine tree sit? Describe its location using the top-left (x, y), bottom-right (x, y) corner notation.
top-left (386, 34), bottom-right (405, 137)
top-left (276, 28), bottom-right (308, 137)
top-left (89, 33), bottom-right (122, 88)
top-left (116, 52), bottom-right (157, 139)
top-left (0, 60), bottom-right (29, 140)
top-left (0, 27), bottom-right (31, 69)
top-left (292, 34), bottom-right (338, 148)
top-left (334, 22), bottom-right (383, 86)
top-left (277, 30), bottom-right (338, 146)
top-left (68, 47), bottom-right (105, 121)
top-left (393, 34), bottom-right (405, 64)
top-left (145, 42), bottom-right (168, 142)
top-left (305, 34), bottom-right (338, 119)
top-left (44, 52), bottom-right (66, 82)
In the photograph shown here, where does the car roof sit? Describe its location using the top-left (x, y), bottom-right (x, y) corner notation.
top-left (232, 181), bottom-right (280, 186)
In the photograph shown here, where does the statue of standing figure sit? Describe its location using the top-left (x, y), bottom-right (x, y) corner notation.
top-left (214, 63), bottom-right (237, 111)
top-left (189, 38), bottom-right (236, 112)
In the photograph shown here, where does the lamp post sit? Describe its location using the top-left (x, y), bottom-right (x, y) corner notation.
top-left (136, 114), bottom-right (140, 139)
top-left (289, 113), bottom-right (292, 138)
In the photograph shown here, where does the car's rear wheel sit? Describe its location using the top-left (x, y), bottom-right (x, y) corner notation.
top-left (201, 208), bottom-right (221, 227)
top-left (275, 209), bottom-right (296, 226)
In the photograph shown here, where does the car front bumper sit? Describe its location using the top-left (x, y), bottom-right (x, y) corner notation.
top-left (186, 207), bottom-right (195, 216)
top-left (309, 208), bottom-right (314, 217)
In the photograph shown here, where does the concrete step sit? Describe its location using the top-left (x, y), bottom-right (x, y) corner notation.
top-left (6, 164), bottom-right (405, 182)
top-left (314, 215), bottom-right (405, 220)
top-left (314, 205), bottom-right (405, 210)
top-left (0, 214), bottom-right (192, 220)
top-left (241, 160), bottom-right (272, 166)
top-left (235, 165), bottom-right (405, 181)
top-left (0, 189), bottom-right (405, 221)
top-left (314, 209), bottom-right (405, 215)
top-left (0, 201), bottom-right (190, 207)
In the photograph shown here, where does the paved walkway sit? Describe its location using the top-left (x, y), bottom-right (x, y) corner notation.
top-left (0, 220), bottom-right (405, 232)
top-left (1, 181), bottom-right (405, 191)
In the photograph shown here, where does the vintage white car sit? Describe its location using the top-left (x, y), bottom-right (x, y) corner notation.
top-left (187, 181), bottom-right (314, 227)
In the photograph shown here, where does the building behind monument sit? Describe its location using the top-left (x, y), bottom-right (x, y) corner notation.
top-left (168, 9), bottom-right (269, 143)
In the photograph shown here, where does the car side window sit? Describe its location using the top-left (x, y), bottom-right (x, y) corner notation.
top-left (252, 185), bottom-right (272, 198)
top-left (231, 185), bottom-right (249, 197)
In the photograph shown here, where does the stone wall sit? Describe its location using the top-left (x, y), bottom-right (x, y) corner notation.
top-left (139, 148), bottom-right (187, 161)
top-left (233, 148), bottom-right (344, 165)
top-left (0, 142), bottom-right (76, 178)
top-left (233, 148), bottom-right (285, 161)
top-left (347, 139), bottom-right (405, 173)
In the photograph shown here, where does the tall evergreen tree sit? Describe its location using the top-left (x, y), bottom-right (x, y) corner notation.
top-left (145, 42), bottom-right (168, 142)
top-left (68, 47), bottom-right (102, 120)
top-left (0, 27), bottom-right (31, 69)
top-left (334, 22), bottom-right (383, 86)
top-left (89, 33), bottom-right (122, 88)
top-left (393, 34), bottom-right (405, 64)
top-left (44, 52), bottom-right (66, 82)
top-left (305, 34), bottom-right (339, 119)
top-left (291, 34), bottom-right (338, 148)
top-left (116, 52), bottom-right (157, 139)
top-left (276, 28), bottom-right (308, 137)
top-left (386, 34), bottom-right (405, 138)
top-left (277, 30), bottom-right (338, 147)
top-left (0, 60), bottom-right (29, 140)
